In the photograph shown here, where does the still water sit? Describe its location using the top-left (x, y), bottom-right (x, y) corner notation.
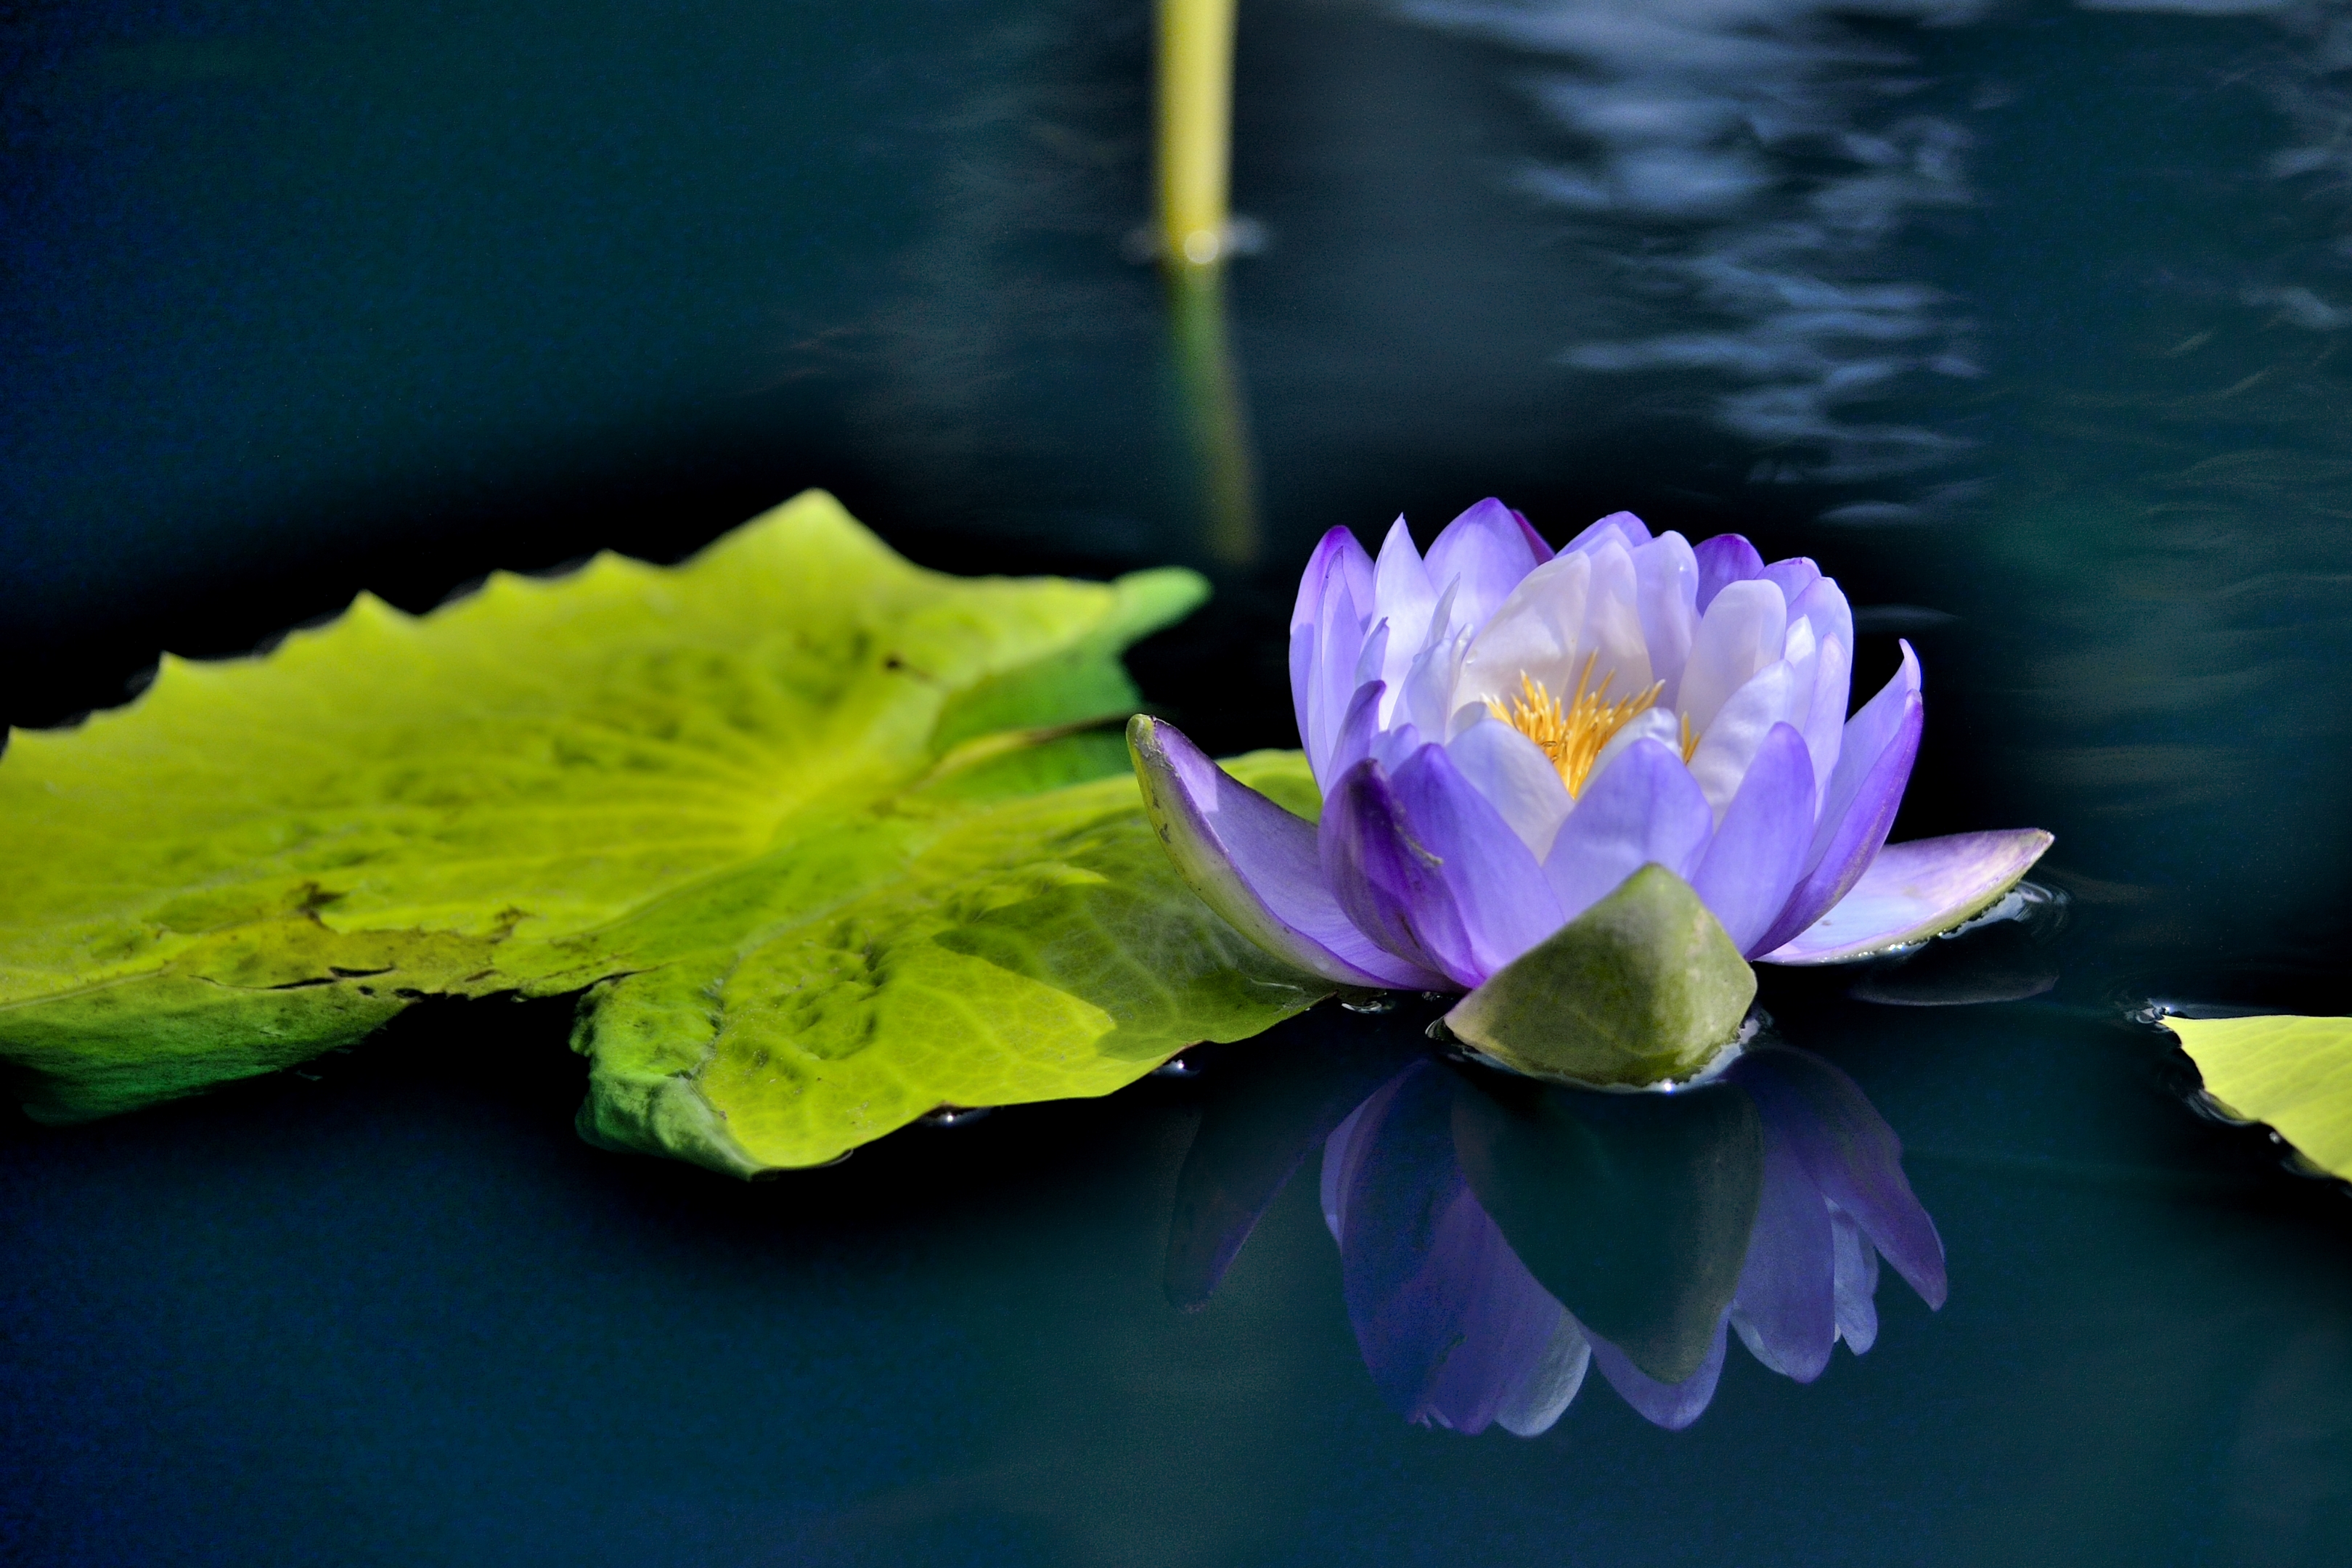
top-left (6, 0), bottom-right (2352, 1562)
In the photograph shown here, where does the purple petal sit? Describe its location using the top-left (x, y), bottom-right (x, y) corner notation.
top-left (1694, 533), bottom-right (1764, 613)
top-left (1328, 1066), bottom-right (1457, 1402)
top-left (1373, 515), bottom-right (1433, 609)
top-left (1391, 744), bottom-right (1567, 976)
top-left (1831, 1208), bottom-right (1882, 1354)
top-left (1319, 758), bottom-right (1483, 989)
top-left (1303, 577), bottom-right (1375, 788)
top-left (1810, 640), bottom-right (1921, 872)
top-left (1760, 828), bottom-right (2054, 968)
top-left (1445, 717), bottom-right (1573, 860)
top-left (1426, 498), bottom-right (1545, 628)
top-left (1749, 646), bottom-right (1926, 957)
top-left (1128, 718), bottom-right (1445, 990)
top-left (1320, 1082), bottom-right (1397, 1241)
top-left (1508, 506), bottom-right (1557, 565)
top-left (1291, 527), bottom-right (1375, 777)
top-left (1371, 519), bottom-right (1437, 685)
top-left (1370, 719), bottom-right (1426, 775)
top-left (1690, 722), bottom-right (1816, 956)
top-left (1291, 523), bottom-right (1375, 641)
top-left (1167, 1037), bottom-right (1425, 1310)
top-left (1328, 679), bottom-right (1388, 784)
top-left (1561, 508), bottom-right (1653, 555)
top-left (1761, 557), bottom-right (1821, 604)
top-left (1726, 1104), bottom-right (1836, 1383)
top-left (1413, 1191), bottom-right (1575, 1434)
top-left (1784, 575), bottom-right (1855, 791)
top-left (1352, 616), bottom-right (1392, 697)
top-left (1733, 1047), bottom-right (1945, 1310)
top-left (1540, 738), bottom-right (1715, 923)
top-left (1588, 1314), bottom-right (1728, 1431)
top-left (1330, 1063), bottom-right (1570, 1434)
top-left (1785, 574), bottom-right (1855, 671)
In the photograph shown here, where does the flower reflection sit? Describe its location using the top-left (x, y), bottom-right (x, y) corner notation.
top-left (1318, 1048), bottom-right (1943, 1434)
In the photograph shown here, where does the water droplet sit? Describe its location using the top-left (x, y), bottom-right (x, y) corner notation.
top-left (1153, 1055), bottom-right (1201, 1078)
top-left (2139, 997), bottom-right (2274, 1024)
top-left (920, 1106), bottom-right (992, 1129)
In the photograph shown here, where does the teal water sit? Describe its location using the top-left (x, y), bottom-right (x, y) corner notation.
top-left (6, 1), bottom-right (2352, 1562)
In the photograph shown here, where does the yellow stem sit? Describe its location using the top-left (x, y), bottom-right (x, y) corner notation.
top-left (1158, 0), bottom-right (1235, 267)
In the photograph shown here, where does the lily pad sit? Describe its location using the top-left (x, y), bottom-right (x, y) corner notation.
top-left (2160, 1014), bottom-right (2352, 1180)
top-left (574, 748), bottom-right (1335, 1173)
top-left (0, 490), bottom-right (1332, 1172)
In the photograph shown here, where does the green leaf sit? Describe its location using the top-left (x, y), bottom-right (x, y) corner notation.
top-left (575, 749), bottom-right (1332, 1174)
top-left (1442, 864), bottom-right (1756, 1088)
top-left (0, 490), bottom-right (1331, 1173)
top-left (2161, 1014), bottom-right (2352, 1180)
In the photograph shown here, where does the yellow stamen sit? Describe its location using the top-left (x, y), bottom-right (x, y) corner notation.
top-left (1488, 653), bottom-right (1692, 798)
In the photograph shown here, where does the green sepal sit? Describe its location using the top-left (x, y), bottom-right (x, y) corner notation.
top-left (1442, 863), bottom-right (1756, 1089)
top-left (1452, 1074), bottom-right (1763, 1384)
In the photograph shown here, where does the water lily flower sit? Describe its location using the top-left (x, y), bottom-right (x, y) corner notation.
top-left (1130, 498), bottom-right (2050, 996)
top-left (1320, 1048), bottom-right (1945, 1435)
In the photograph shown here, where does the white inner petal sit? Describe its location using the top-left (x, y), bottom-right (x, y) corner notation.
top-left (1780, 616), bottom-right (1822, 754)
top-left (1797, 632), bottom-right (1850, 801)
top-left (1573, 539), bottom-right (1654, 703)
top-left (1632, 531), bottom-right (1699, 706)
top-left (1687, 658), bottom-right (1800, 820)
top-left (1453, 550), bottom-right (1596, 717)
top-left (1678, 577), bottom-right (1789, 743)
top-left (1400, 618), bottom-right (1469, 737)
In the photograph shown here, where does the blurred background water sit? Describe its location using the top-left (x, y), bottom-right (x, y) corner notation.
top-left (7, 0), bottom-right (2352, 1563)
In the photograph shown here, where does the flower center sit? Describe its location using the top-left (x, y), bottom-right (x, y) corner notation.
top-left (1488, 654), bottom-right (1693, 797)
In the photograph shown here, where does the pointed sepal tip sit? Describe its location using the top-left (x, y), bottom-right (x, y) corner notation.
top-left (1445, 863), bottom-right (1756, 1090)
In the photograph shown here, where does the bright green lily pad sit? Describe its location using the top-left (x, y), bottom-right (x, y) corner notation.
top-left (576, 748), bottom-right (1332, 1173)
top-left (2161, 1014), bottom-right (2352, 1180)
top-left (0, 490), bottom-right (1333, 1172)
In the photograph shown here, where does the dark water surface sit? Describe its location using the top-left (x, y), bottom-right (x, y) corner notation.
top-left (7, 0), bottom-right (2352, 1562)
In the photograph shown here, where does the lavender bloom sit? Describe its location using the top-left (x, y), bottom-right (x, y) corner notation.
top-left (1130, 498), bottom-right (2051, 994)
top-left (1320, 1050), bottom-right (1943, 1436)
